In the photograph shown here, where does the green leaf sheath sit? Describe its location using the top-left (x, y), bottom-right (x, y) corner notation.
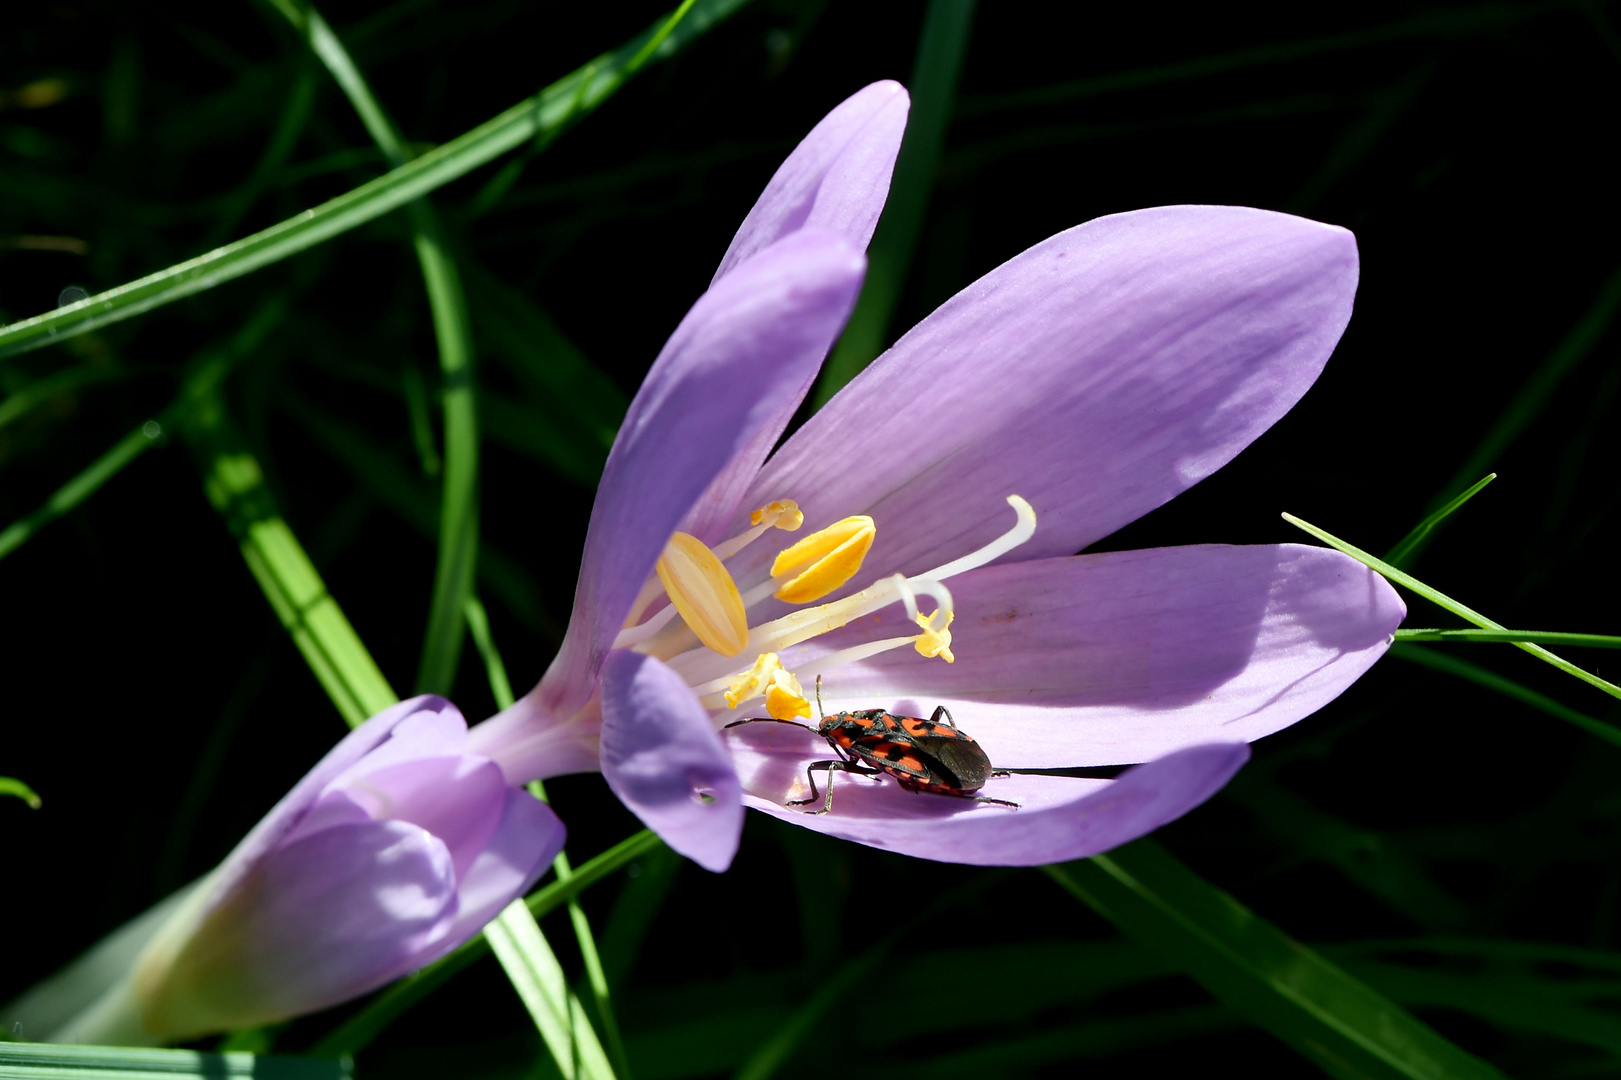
top-left (1046, 840), bottom-right (1508, 1080)
top-left (1283, 512), bottom-right (1621, 702)
top-left (813, 0), bottom-right (976, 406)
top-left (0, 1041), bottom-right (349, 1078)
top-left (0, 0), bottom-right (752, 362)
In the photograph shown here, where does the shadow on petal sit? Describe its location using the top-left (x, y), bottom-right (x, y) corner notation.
top-left (601, 651), bottom-right (744, 872)
top-left (737, 741), bottom-right (1250, 866)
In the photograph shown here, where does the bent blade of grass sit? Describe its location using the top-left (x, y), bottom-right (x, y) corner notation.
top-left (1283, 512), bottom-right (1621, 702)
top-left (1384, 473), bottom-right (1495, 568)
top-left (1, 776), bottom-right (42, 808)
top-left (0, 0), bottom-right (751, 361)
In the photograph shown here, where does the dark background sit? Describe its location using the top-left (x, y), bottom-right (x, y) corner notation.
top-left (3, 1), bottom-right (1619, 1075)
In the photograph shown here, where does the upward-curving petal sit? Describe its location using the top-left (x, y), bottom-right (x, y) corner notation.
top-left (732, 206), bottom-right (1358, 591)
top-left (678, 82), bottom-right (909, 546)
top-left (712, 81), bottom-right (907, 284)
top-left (537, 231), bottom-right (866, 720)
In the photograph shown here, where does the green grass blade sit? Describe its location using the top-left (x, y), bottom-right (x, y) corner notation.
top-left (484, 902), bottom-right (616, 1080)
top-left (181, 392), bottom-right (396, 725)
top-left (957, 2), bottom-right (1563, 118)
top-left (1394, 629), bottom-right (1621, 648)
top-left (309, 830), bottom-right (664, 1056)
top-left (1, 776), bottom-right (42, 808)
top-left (1384, 473), bottom-right (1495, 568)
top-left (281, 392), bottom-right (553, 635)
top-left (1339, 961), bottom-right (1621, 1054)
top-left (411, 221), bottom-right (479, 696)
top-left (1283, 512), bottom-right (1621, 702)
top-left (1434, 266), bottom-right (1621, 512)
top-left (813, 0), bottom-right (975, 406)
top-left (264, 0), bottom-right (482, 698)
top-left (464, 595), bottom-right (515, 707)
top-left (465, 608), bottom-right (630, 1078)
top-left (1045, 840), bottom-right (1509, 1080)
top-left (0, 422), bottom-right (162, 562)
top-left (0, 0), bottom-right (752, 361)
top-left (1222, 776), bottom-right (1472, 930)
top-left (1389, 644), bottom-right (1621, 749)
top-left (0, 302), bottom-right (276, 565)
top-left (0, 1042), bottom-right (348, 1078)
top-left (464, 260), bottom-right (625, 487)
top-left (0, 363), bottom-right (124, 434)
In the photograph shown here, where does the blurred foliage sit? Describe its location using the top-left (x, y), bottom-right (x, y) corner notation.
top-left (3, 0), bottom-right (1619, 1076)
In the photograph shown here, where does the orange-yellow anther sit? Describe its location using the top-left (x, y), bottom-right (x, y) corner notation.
top-left (657, 532), bottom-right (749, 657)
top-left (770, 515), bottom-right (876, 605)
top-left (750, 499), bottom-right (804, 531)
top-left (913, 610), bottom-right (955, 663)
top-left (724, 653), bottom-right (812, 719)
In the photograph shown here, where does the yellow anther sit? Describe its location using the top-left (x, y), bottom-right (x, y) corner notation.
top-left (913, 610), bottom-right (955, 663)
top-left (723, 653), bottom-right (812, 719)
top-left (657, 532), bottom-right (749, 657)
top-left (750, 499), bottom-right (804, 531)
top-left (771, 515), bottom-right (876, 604)
top-left (765, 672), bottom-right (812, 720)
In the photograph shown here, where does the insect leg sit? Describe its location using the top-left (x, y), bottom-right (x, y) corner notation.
top-left (785, 760), bottom-right (842, 813)
top-left (930, 704), bottom-right (957, 730)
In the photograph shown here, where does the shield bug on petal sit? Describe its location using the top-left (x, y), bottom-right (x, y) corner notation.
top-left (725, 677), bottom-right (1017, 814)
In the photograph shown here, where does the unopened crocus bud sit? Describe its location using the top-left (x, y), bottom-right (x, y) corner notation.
top-left (52, 696), bottom-right (564, 1045)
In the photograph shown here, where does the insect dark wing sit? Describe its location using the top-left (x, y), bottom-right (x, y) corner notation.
top-left (912, 734), bottom-right (994, 792)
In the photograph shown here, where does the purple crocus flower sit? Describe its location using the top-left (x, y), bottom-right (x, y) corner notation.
top-left (53, 696), bottom-right (563, 1044)
top-left (468, 82), bottom-right (1404, 872)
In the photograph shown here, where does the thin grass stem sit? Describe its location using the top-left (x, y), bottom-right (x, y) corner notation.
top-left (1283, 512), bottom-right (1621, 703)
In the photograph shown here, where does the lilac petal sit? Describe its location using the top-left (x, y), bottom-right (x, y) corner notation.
top-left (599, 650), bottom-right (743, 872)
top-left (768, 544), bottom-right (1402, 768)
top-left (734, 206), bottom-right (1359, 589)
top-left (144, 820), bottom-right (457, 1038)
top-left (333, 756), bottom-right (510, 881)
top-left (466, 690), bottom-right (604, 787)
top-left (712, 81), bottom-right (907, 284)
top-left (731, 730), bottom-right (1249, 866)
top-left (208, 696), bottom-right (454, 907)
top-left (539, 231), bottom-right (866, 720)
top-left (435, 790), bottom-right (565, 953)
top-left (333, 704), bottom-right (469, 781)
top-left (676, 84), bottom-right (906, 546)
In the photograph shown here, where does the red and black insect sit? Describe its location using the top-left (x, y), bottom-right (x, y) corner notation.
top-left (725, 678), bottom-right (1017, 814)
